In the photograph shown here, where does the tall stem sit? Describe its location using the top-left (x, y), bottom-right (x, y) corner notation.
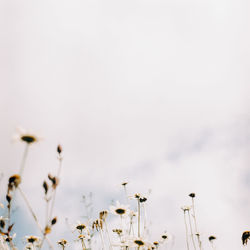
top-left (19, 143), bottom-right (29, 177)
top-left (183, 211), bottom-right (190, 250)
top-left (49, 157), bottom-right (62, 221)
top-left (192, 198), bottom-right (202, 250)
top-left (18, 187), bottom-right (54, 249)
top-left (137, 199), bottom-right (140, 237)
top-left (187, 210), bottom-right (196, 250)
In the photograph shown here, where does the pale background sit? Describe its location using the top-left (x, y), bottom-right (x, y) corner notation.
top-left (0, 0), bottom-right (250, 249)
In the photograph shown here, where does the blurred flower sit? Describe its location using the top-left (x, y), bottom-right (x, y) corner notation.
top-left (110, 201), bottom-right (130, 216)
top-left (208, 235), bottom-right (216, 241)
top-left (57, 239), bottom-right (67, 247)
top-left (13, 127), bottom-right (41, 144)
top-left (189, 193), bottom-right (196, 198)
top-left (25, 235), bottom-right (41, 244)
top-left (242, 231), bottom-right (250, 245)
top-left (181, 205), bottom-right (192, 212)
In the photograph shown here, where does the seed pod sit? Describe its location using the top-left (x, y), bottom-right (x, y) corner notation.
top-left (43, 181), bottom-right (49, 194)
top-left (189, 193), bottom-right (195, 198)
top-left (51, 217), bottom-right (57, 225)
top-left (6, 194), bottom-right (11, 203)
top-left (57, 145), bottom-right (62, 154)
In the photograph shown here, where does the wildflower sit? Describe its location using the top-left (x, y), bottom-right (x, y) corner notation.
top-left (57, 144), bottom-right (62, 154)
top-left (25, 235), bottom-right (41, 244)
top-left (13, 127), bottom-right (41, 144)
top-left (76, 223), bottom-right (86, 233)
top-left (43, 181), bottom-right (49, 195)
top-left (92, 219), bottom-right (103, 231)
top-left (189, 193), bottom-right (195, 198)
top-left (57, 239), bottom-right (67, 247)
top-left (129, 237), bottom-right (151, 248)
top-left (110, 201), bottom-right (129, 216)
top-left (208, 235), bottom-right (216, 241)
top-left (51, 217), bottom-right (57, 225)
top-left (181, 205), bottom-right (192, 212)
top-left (161, 234), bottom-right (168, 240)
top-left (48, 174), bottom-right (59, 189)
top-left (0, 216), bottom-right (8, 229)
top-left (44, 226), bottom-right (51, 235)
top-left (99, 210), bottom-right (108, 221)
top-left (112, 229), bottom-right (123, 236)
top-left (121, 182), bottom-right (128, 186)
top-left (139, 197), bottom-right (147, 203)
top-left (0, 236), bottom-right (9, 250)
top-left (8, 175), bottom-right (21, 190)
top-left (242, 231), bottom-right (250, 245)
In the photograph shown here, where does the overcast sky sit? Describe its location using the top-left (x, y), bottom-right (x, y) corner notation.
top-left (0, 0), bottom-right (250, 249)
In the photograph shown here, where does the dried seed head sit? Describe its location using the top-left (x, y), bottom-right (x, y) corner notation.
top-left (8, 224), bottom-right (14, 233)
top-left (44, 226), bottom-right (51, 235)
top-left (57, 145), bottom-right (62, 154)
top-left (76, 224), bottom-right (86, 232)
top-left (48, 174), bottom-right (59, 189)
top-left (242, 231), bottom-right (250, 245)
top-left (135, 193), bottom-right (141, 199)
top-left (134, 239), bottom-right (144, 246)
top-left (6, 194), bottom-right (12, 203)
top-left (78, 234), bottom-right (85, 240)
top-left (57, 239), bottom-right (67, 246)
top-left (139, 197), bottom-right (147, 203)
top-left (112, 229), bottom-right (122, 235)
top-left (51, 217), bottom-right (57, 225)
top-left (21, 135), bottom-right (36, 144)
top-left (9, 175), bottom-right (21, 188)
top-left (161, 234), bottom-right (168, 240)
top-left (189, 193), bottom-right (196, 198)
top-left (99, 210), bottom-right (108, 221)
top-left (208, 235), bottom-right (216, 241)
top-left (0, 219), bottom-right (5, 228)
top-left (43, 181), bottom-right (49, 195)
top-left (26, 236), bottom-right (39, 243)
top-left (121, 182), bottom-right (128, 186)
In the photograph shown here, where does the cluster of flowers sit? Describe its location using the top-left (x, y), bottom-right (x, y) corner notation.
top-left (0, 128), bottom-right (61, 249)
top-left (0, 127), bottom-right (250, 249)
top-left (56, 194), bottom-right (171, 249)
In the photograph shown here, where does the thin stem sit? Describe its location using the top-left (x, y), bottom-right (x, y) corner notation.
top-left (48, 157), bottom-right (62, 221)
top-left (187, 210), bottom-right (196, 250)
top-left (183, 211), bottom-right (190, 250)
top-left (81, 238), bottom-right (86, 250)
top-left (192, 198), bottom-right (202, 250)
top-left (123, 185), bottom-right (128, 204)
top-left (99, 229), bottom-right (106, 250)
top-left (18, 187), bottom-right (54, 250)
top-left (137, 199), bottom-right (140, 237)
top-left (19, 143), bottom-right (29, 177)
top-left (104, 221), bottom-right (113, 250)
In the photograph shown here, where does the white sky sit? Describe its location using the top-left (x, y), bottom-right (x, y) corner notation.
top-left (0, 0), bottom-right (250, 249)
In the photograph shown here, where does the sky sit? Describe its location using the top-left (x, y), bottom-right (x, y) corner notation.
top-left (0, 0), bottom-right (250, 249)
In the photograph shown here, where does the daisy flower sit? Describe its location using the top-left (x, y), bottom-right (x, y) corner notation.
top-left (110, 201), bottom-right (130, 216)
top-left (13, 127), bottom-right (42, 144)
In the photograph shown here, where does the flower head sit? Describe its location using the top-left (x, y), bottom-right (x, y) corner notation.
top-left (189, 193), bottom-right (196, 198)
top-left (25, 235), bottom-right (41, 244)
top-left (57, 239), bottom-right (67, 247)
top-left (242, 231), bottom-right (250, 245)
top-left (13, 127), bottom-right (41, 144)
top-left (181, 205), bottom-right (192, 212)
top-left (110, 201), bottom-right (130, 216)
top-left (208, 235), bottom-right (216, 241)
